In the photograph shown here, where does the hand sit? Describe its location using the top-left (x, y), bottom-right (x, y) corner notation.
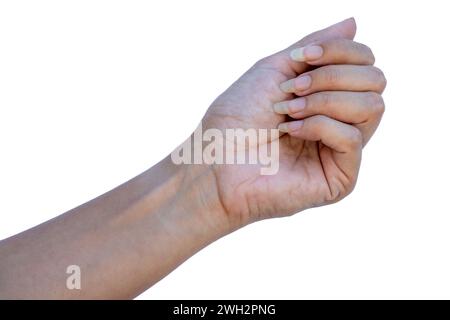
top-left (0, 17), bottom-right (387, 299)
top-left (201, 18), bottom-right (386, 227)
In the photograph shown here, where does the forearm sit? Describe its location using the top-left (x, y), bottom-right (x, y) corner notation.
top-left (0, 157), bottom-right (230, 299)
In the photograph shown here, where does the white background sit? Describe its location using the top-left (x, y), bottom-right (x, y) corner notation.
top-left (1, 0), bottom-right (449, 299)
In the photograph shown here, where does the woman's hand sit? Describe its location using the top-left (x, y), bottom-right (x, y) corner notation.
top-left (202, 18), bottom-right (386, 227)
top-left (0, 17), bottom-right (386, 299)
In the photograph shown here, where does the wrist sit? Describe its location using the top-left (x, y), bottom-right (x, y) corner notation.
top-left (153, 156), bottom-right (235, 244)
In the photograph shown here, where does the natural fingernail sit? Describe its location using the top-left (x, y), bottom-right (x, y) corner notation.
top-left (289, 98), bottom-right (306, 113)
top-left (290, 45), bottom-right (323, 62)
top-left (273, 101), bottom-right (290, 114)
top-left (274, 98), bottom-right (306, 114)
top-left (295, 75), bottom-right (312, 91)
top-left (278, 122), bottom-right (289, 133)
top-left (280, 75), bottom-right (311, 93)
top-left (278, 120), bottom-right (304, 133)
top-left (280, 79), bottom-right (295, 93)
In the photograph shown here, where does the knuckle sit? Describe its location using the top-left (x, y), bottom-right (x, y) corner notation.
top-left (323, 66), bottom-right (341, 85)
top-left (366, 92), bottom-right (385, 117)
top-left (318, 91), bottom-right (333, 109)
top-left (361, 44), bottom-right (376, 65)
top-left (372, 66), bottom-right (387, 91)
top-left (346, 127), bottom-right (363, 148)
top-left (308, 91), bottom-right (332, 112)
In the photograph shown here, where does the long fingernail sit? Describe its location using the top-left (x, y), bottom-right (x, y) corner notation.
top-left (290, 97), bottom-right (306, 113)
top-left (280, 75), bottom-right (311, 93)
top-left (280, 79), bottom-right (295, 93)
top-left (295, 75), bottom-right (312, 91)
top-left (290, 45), bottom-right (323, 62)
top-left (278, 120), bottom-right (304, 133)
top-left (273, 101), bottom-right (290, 114)
top-left (273, 98), bottom-right (306, 114)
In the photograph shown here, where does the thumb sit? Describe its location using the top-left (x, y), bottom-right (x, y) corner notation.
top-left (295, 17), bottom-right (357, 47)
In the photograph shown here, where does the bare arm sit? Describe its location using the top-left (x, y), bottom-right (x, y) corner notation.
top-left (0, 18), bottom-right (385, 299)
top-left (0, 158), bottom-right (227, 299)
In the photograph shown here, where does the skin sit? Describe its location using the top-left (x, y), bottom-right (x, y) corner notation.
top-left (0, 18), bottom-right (386, 299)
top-left (205, 18), bottom-right (385, 225)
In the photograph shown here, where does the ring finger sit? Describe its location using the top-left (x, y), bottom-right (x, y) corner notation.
top-left (274, 91), bottom-right (385, 145)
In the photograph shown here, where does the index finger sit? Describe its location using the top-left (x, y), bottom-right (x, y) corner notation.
top-left (289, 38), bottom-right (375, 66)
